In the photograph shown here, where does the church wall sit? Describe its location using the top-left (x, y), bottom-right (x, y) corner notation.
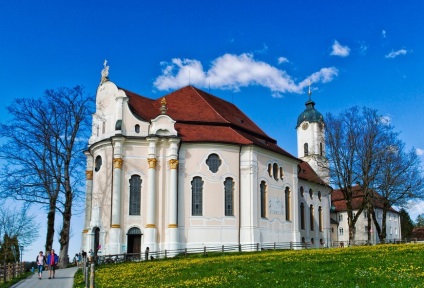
top-left (254, 148), bottom-right (297, 244)
top-left (297, 179), bottom-right (331, 247)
top-left (178, 143), bottom-right (241, 248)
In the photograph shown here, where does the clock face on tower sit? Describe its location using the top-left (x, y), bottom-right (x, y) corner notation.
top-left (302, 122), bottom-right (309, 130)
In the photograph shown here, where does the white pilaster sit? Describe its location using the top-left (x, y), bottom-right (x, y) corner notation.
top-left (109, 138), bottom-right (124, 255)
top-left (239, 147), bottom-right (259, 247)
top-left (82, 152), bottom-right (94, 250)
top-left (145, 137), bottom-right (158, 251)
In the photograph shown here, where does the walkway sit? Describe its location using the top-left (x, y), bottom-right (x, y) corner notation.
top-left (11, 266), bottom-right (78, 288)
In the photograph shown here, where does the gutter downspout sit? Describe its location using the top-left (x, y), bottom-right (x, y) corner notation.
top-left (238, 145), bottom-right (242, 246)
top-left (110, 137), bottom-right (114, 227)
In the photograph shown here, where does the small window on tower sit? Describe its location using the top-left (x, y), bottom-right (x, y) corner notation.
top-left (95, 156), bottom-right (102, 172)
top-left (135, 124), bottom-right (140, 133)
top-left (304, 143), bottom-right (309, 156)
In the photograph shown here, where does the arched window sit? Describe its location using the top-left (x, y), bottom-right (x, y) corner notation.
top-left (273, 163), bottom-right (279, 181)
top-left (280, 167), bottom-right (284, 180)
top-left (309, 188), bottom-right (313, 199)
top-left (318, 191), bottom-right (322, 201)
top-left (300, 202), bottom-right (305, 230)
top-left (129, 175), bottom-right (141, 215)
top-left (310, 204), bottom-right (314, 231)
top-left (135, 124), bottom-right (140, 133)
top-left (300, 186), bottom-right (304, 197)
top-left (285, 187), bottom-right (291, 221)
top-left (311, 238), bottom-right (315, 245)
top-left (304, 143), bottom-right (309, 156)
top-left (206, 154), bottom-right (221, 173)
top-left (192, 177), bottom-right (203, 216)
top-left (268, 163), bottom-right (272, 177)
top-left (318, 206), bottom-right (323, 232)
top-left (95, 155), bottom-right (102, 172)
top-left (320, 142), bottom-right (323, 156)
top-left (260, 181), bottom-right (267, 218)
top-left (224, 178), bottom-right (234, 216)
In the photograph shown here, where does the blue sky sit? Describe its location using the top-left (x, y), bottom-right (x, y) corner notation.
top-left (1, 0), bottom-right (423, 260)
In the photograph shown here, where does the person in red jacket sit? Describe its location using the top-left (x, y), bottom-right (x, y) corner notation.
top-left (47, 249), bottom-right (59, 279)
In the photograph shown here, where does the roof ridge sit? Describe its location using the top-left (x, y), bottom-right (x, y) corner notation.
top-left (189, 86), bottom-right (231, 124)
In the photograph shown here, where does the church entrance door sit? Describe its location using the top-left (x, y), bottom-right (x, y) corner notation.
top-left (127, 227), bottom-right (142, 254)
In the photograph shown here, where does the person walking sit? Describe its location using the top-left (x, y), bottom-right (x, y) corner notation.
top-left (47, 249), bottom-right (59, 279)
top-left (35, 251), bottom-right (46, 280)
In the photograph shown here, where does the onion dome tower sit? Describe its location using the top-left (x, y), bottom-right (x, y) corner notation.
top-left (296, 83), bottom-right (328, 183)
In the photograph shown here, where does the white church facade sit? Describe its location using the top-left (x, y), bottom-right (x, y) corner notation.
top-left (81, 65), bottom-right (332, 257)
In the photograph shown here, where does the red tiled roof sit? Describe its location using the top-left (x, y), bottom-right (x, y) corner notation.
top-left (411, 227), bottom-right (424, 239)
top-left (298, 161), bottom-right (328, 186)
top-left (331, 186), bottom-right (398, 213)
top-left (123, 85), bottom-right (297, 159)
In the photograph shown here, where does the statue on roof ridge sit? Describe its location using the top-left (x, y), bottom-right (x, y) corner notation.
top-left (100, 59), bottom-right (109, 84)
top-left (160, 97), bottom-right (168, 114)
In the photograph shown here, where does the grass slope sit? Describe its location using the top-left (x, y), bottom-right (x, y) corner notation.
top-left (73, 244), bottom-right (424, 288)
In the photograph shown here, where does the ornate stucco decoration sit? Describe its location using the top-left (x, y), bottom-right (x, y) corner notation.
top-left (169, 159), bottom-right (179, 169)
top-left (100, 59), bottom-right (109, 84)
top-left (147, 158), bottom-right (158, 169)
top-left (86, 170), bottom-right (93, 180)
top-left (113, 158), bottom-right (124, 169)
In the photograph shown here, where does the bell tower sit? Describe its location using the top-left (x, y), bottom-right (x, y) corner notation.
top-left (296, 83), bottom-right (328, 183)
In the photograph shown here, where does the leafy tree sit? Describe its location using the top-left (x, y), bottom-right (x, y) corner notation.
top-left (0, 86), bottom-right (93, 267)
top-left (416, 214), bottom-right (424, 227)
top-left (399, 209), bottom-right (414, 239)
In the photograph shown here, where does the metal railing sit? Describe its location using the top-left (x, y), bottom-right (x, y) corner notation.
top-left (93, 241), bottom-right (311, 266)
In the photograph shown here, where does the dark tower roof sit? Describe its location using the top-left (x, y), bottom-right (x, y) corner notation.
top-left (296, 96), bottom-right (324, 128)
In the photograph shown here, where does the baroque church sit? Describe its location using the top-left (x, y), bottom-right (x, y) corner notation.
top-left (81, 63), bottom-right (332, 256)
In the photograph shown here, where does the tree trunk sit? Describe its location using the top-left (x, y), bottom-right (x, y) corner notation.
top-left (45, 200), bottom-right (56, 252)
top-left (59, 163), bottom-right (73, 268)
top-left (59, 190), bottom-right (73, 268)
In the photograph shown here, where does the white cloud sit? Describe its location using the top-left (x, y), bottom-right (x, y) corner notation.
top-left (408, 200), bottom-right (424, 221)
top-left (416, 148), bottom-right (424, 156)
top-left (385, 49), bottom-right (408, 58)
top-left (154, 53), bottom-right (338, 96)
top-left (382, 30), bottom-right (387, 38)
top-left (277, 57), bottom-right (289, 64)
top-left (330, 40), bottom-right (350, 57)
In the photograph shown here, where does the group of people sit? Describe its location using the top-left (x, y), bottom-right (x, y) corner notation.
top-left (73, 249), bottom-right (95, 267)
top-left (35, 249), bottom-right (59, 280)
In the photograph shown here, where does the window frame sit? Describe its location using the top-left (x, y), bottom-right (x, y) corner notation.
top-left (191, 177), bottom-right (204, 216)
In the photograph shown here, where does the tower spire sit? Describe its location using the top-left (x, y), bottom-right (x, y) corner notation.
top-left (307, 80), bottom-right (312, 100)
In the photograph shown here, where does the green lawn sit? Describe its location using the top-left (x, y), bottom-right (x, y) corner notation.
top-left (73, 244), bottom-right (424, 288)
